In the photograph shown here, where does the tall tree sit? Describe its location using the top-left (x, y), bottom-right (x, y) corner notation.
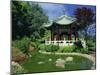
top-left (12, 1), bottom-right (48, 40)
top-left (74, 7), bottom-right (95, 41)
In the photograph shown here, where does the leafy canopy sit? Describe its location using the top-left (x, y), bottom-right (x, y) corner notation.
top-left (12, 1), bottom-right (48, 40)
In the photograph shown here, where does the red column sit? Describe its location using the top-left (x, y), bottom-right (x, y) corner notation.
top-left (69, 27), bottom-right (72, 40)
top-left (75, 32), bottom-right (78, 40)
top-left (69, 25), bottom-right (72, 40)
top-left (70, 32), bottom-right (72, 40)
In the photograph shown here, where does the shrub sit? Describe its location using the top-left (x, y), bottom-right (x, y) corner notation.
top-left (12, 36), bottom-right (30, 55)
top-left (87, 40), bottom-right (96, 51)
top-left (74, 40), bottom-right (83, 48)
top-left (58, 45), bottom-right (75, 53)
top-left (30, 42), bottom-right (37, 48)
top-left (87, 40), bottom-right (95, 47)
top-left (73, 45), bottom-right (89, 54)
top-left (88, 47), bottom-right (96, 51)
top-left (29, 42), bottom-right (37, 51)
top-left (38, 44), bottom-right (46, 51)
top-left (12, 47), bottom-right (23, 57)
top-left (80, 48), bottom-right (89, 54)
top-left (45, 45), bottom-right (59, 52)
top-left (12, 47), bottom-right (28, 62)
top-left (73, 46), bottom-right (82, 53)
top-left (51, 45), bottom-right (59, 52)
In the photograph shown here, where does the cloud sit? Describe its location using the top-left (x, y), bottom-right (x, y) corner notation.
top-left (38, 3), bottom-right (66, 20)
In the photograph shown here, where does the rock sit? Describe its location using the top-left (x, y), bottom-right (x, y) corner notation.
top-left (65, 57), bottom-right (73, 62)
top-left (48, 58), bottom-right (52, 61)
top-left (12, 61), bottom-right (20, 67)
top-left (91, 66), bottom-right (95, 70)
top-left (37, 61), bottom-right (44, 64)
top-left (11, 61), bottom-right (24, 74)
top-left (91, 63), bottom-right (96, 70)
top-left (55, 58), bottom-right (66, 68)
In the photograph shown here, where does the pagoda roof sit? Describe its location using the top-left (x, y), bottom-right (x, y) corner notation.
top-left (44, 15), bottom-right (76, 27)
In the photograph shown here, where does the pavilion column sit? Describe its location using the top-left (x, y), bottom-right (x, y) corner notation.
top-left (50, 27), bottom-right (52, 41)
top-left (63, 35), bottom-right (66, 41)
top-left (51, 31), bottom-right (54, 41)
top-left (69, 32), bottom-right (72, 40)
top-left (51, 31), bottom-right (52, 41)
top-left (69, 26), bottom-right (72, 40)
top-left (54, 35), bottom-right (57, 41)
top-left (75, 32), bottom-right (78, 41)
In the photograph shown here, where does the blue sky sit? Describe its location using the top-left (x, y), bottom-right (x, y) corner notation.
top-left (38, 2), bottom-right (96, 36)
top-left (38, 2), bottom-right (96, 20)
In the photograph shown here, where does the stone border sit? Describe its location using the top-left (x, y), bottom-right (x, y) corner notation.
top-left (39, 51), bottom-right (96, 69)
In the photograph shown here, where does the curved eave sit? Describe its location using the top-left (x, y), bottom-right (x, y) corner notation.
top-left (54, 15), bottom-right (76, 25)
top-left (43, 21), bottom-right (53, 27)
top-left (43, 15), bottom-right (76, 27)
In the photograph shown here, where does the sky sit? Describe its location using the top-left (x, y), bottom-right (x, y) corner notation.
top-left (38, 2), bottom-right (96, 20)
top-left (38, 2), bottom-right (96, 36)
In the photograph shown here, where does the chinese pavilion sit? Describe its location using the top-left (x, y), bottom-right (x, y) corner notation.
top-left (44, 15), bottom-right (84, 46)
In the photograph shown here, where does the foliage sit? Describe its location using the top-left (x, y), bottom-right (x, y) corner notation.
top-left (12, 1), bottom-right (48, 40)
top-left (12, 47), bottom-right (28, 62)
top-left (58, 45), bottom-right (75, 53)
top-left (45, 45), bottom-right (59, 52)
top-left (12, 37), bottom-right (30, 55)
top-left (12, 47), bottom-right (23, 60)
top-left (74, 7), bottom-right (95, 43)
top-left (74, 40), bottom-right (83, 48)
top-left (73, 45), bottom-right (89, 54)
top-left (38, 44), bottom-right (46, 51)
top-left (42, 30), bottom-right (51, 41)
top-left (87, 40), bottom-right (96, 51)
top-left (29, 42), bottom-right (37, 50)
top-left (80, 48), bottom-right (89, 54)
top-left (73, 45), bottom-right (81, 53)
top-left (38, 44), bottom-right (89, 53)
top-left (74, 7), bottom-right (95, 30)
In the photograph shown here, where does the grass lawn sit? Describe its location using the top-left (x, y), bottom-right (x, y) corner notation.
top-left (18, 52), bottom-right (93, 74)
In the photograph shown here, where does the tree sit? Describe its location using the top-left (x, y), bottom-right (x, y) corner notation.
top-left (74, 7), bottom-right (95, 41)
top-left (74, 7), bottom-right (94, 29)
top-left (12, 1), bottom-right (30, 40)
top-left (12, 1), bottom-right (48, 40)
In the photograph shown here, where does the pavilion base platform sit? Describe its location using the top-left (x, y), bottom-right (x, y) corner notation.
top-left (45, 39), bottom-right (86, 48)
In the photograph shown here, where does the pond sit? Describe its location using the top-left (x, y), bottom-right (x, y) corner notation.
top-left (18, 52), bottom-right (94, 74)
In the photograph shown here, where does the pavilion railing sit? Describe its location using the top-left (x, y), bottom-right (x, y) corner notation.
top-left (45, 40), bottom-right (76, 46)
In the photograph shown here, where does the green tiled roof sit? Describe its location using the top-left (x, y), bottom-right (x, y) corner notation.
top-left (44, 15), bottom-right (76, 27)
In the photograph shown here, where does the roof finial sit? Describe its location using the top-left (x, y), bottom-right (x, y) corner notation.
top-left (62, 9), bottom-right (66, 15)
